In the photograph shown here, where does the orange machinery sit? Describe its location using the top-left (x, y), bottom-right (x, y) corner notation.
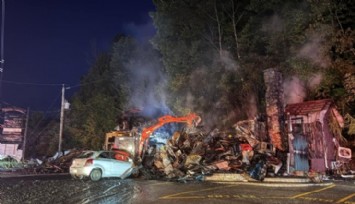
top-left (107, 113), bottom-right (201, 162)
top-left (137, 113), bottom-right (201, 157)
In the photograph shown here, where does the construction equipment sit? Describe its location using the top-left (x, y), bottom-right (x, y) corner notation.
top-left (103, 130), bottom-right (138, 162)
top-left (137, 113), bottom-right (201, 158)
top-left (105, 113), bottom-right (201, 163)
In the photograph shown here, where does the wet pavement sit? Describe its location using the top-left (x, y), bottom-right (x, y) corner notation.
top-left (0, 174), bottom-right (354, 204)
top-left (0, 175), bottom-right (139, 204)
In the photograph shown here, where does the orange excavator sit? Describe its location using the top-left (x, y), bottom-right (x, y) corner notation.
top-left (137, 113), bottom-right (201, 158)
top-left (106, 113), bottom-right (201, 163)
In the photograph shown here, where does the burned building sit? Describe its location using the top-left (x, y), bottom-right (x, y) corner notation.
top-left (285, 99), bottom-right (350, 174)
top-left (263, 68), bottom-right (351, 175)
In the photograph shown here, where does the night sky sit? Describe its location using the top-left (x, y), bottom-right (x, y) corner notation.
top-left (1, 0), bottom-right (155, 111)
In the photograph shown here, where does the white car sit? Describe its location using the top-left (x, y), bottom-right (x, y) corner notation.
top-left (70, 150), bottom-right (134, 181)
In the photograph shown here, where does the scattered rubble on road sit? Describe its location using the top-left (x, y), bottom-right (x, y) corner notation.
top-left (0, 149), bottom-right (84, 175)
top-left (30, 149), bottom-right (84, 174)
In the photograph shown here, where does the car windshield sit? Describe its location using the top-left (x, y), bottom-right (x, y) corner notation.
top-left (77, 151), bottom-right (95, 158)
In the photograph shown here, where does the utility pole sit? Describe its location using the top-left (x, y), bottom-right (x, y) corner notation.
top-left (58, 84), bottom-right (65, 153)
top-left (22, 107), bottom-right (29, 161)
top-left (0, 0), bottom-right (6, 98)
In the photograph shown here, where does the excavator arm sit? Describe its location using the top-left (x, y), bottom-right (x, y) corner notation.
top-left (138, 113), bottom-right (201, 157)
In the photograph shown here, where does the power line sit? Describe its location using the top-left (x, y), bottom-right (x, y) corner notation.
top-left (1, 77), bottom-right (110, 88)
top-left (1, 79), bottom-right (64, 86)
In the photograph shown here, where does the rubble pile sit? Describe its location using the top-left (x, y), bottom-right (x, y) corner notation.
top-left (17, 149), bottom-right (84, 174)
top-left (141, 126), bottom-right (280, 181)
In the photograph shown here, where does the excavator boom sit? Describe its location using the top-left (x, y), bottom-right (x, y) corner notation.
top-left (138, 113), bottom-right (201, 157)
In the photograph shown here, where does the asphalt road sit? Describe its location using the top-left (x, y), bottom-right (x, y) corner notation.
top-left (0, 174), bottom-right (354, 204)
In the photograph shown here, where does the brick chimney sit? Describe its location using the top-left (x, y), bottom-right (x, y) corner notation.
top-left (263, 68), bottom-right (286, 151)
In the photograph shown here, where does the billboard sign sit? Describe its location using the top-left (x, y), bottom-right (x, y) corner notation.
top-left (0, 107), bottom-right (26, 144)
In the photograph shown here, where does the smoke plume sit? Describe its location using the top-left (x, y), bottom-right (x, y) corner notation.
top-left (121, 20), bottom-right (171, 117)
top-left (283, 76), bottom-right (306, 104)
top-left (298, 34), bottom-right (330, 68)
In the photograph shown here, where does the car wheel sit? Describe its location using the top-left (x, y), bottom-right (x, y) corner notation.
top-left (90, 169), bottom-right (102, 181)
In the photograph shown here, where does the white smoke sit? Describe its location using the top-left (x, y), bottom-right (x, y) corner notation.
top-left (283, 76), bottom-right (306, 104)
top-left (298, 35), bottom-right (330, 68)
top-left (218, 50), bottom-right (239, 71)
top-left (261, 14), bottom-right (284, 33)
top-left (119, 18), bottom-right (171, 116)
top-left (185, 91), bottom-right (195, 111)
top-left (308, 73), bottom-right (323, 89)
top-left (123, 20), bottom-right (156, 43)
top-left (124, 55), bottom-right (170, 116)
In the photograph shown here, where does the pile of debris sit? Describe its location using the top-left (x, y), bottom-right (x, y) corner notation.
top-left (141, 123), bottom-right (282, 181)
top-left (14, 149), bottom-right (84, 175)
